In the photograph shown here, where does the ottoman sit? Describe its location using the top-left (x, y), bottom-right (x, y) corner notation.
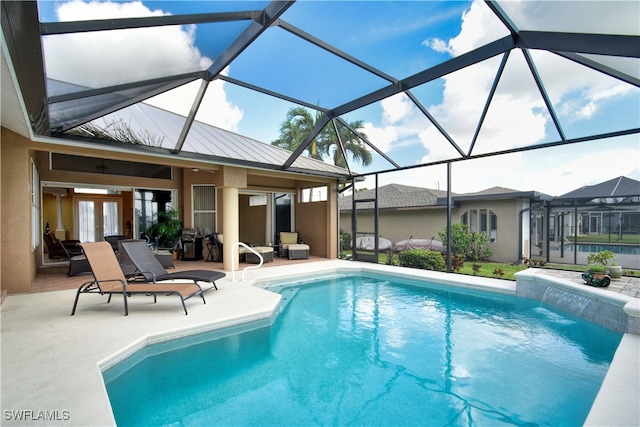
top-left (287, 243), bottom-right (309, 260)
top-left (245, 246), bottom-right (274, 264)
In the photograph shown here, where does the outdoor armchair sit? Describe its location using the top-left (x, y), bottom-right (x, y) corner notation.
top-left (278, 232), bottom-right (310, 259)
top-left (43, 233), bottom-right (81, 260)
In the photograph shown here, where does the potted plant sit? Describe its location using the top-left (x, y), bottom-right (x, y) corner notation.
top-left (149, 208), bottom-right (183, 249)
top-left (608, 262), bottom-right (623, 279)
top-left (582, 250), bottom-right (615, 287)
top-left (586, 250), bottom-right (615, 274)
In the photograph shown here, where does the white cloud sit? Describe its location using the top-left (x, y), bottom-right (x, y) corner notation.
top-left (422, 38), bottom-right (451, 55)
top-left (363, 0), bottom-right (638, 195)
top-left (145, 74), bottom-right (243, 133)
top-left (381, 94), bottom-right (414, 124)
top-left (43, 0), bottom-right (242, 131)
top-left (375, 135), bottom-right (640, 196)
top-left (361, 123), bottom-right (396, 154)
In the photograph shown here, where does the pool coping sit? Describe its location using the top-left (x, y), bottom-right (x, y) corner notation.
top-left (1, 260), bottom-right (638, 426)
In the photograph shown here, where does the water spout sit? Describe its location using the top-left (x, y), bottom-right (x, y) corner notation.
top-left (540, 287), bottom-right (592, 319)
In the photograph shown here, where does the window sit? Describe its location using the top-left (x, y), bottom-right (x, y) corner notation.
top-left (300, 185), bottom-right (327, 202)
top-left (31, 160), bottom-right (40, 250)
top-left (461, 209), bottom-right (498, 242)
top-left (469, 209), bottom-right (478, 232)
top-left (489, 210), bottom-right (497, 242)
top-left (192, 185), bottom-right (216, 235)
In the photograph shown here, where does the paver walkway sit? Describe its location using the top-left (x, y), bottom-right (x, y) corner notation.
top-left (539, 269), bottom-right (640, 298)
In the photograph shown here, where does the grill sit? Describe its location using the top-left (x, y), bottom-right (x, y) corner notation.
top-left (181, 228), bottom-right (197, 242)
top-left (181, 228), bottom-right (202, 260)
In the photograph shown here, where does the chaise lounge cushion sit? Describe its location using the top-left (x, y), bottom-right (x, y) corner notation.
top-left (245, 246), bottom-right (274, 264)
top-left (287, 243), bottom-right (309, 260)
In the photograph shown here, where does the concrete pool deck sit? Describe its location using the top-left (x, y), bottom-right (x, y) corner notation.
top-left (1, 260), bottom-right (638, 426)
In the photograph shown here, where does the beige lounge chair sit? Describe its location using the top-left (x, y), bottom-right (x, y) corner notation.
top-left (71, 242), bottom-right (206, 316)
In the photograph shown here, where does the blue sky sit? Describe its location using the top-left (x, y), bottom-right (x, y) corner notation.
top-left (38, 0), bottom-right (640, 195)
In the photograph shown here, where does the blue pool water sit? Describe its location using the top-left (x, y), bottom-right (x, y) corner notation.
top-left (103, 273), bottom-right (622, 426)
top-left (563, 243), bottom-right (640, 255)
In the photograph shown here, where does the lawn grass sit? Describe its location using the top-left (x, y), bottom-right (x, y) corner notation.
top-left (568, 234), bottom-right (640, 245)
top-left (456, 262), bottom-right (527, 280)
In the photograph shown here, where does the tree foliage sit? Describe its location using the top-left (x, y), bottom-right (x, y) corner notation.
top-left (438, 223), bottom-right (492, 261)
top-left (272, 106), bottom-right (372, 167)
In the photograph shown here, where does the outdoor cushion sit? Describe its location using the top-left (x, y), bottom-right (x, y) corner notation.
top-left (280, 232), bottom-right (298, 246)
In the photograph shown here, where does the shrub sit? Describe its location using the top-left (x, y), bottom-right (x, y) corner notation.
top-left (398, 250), bottom-right (446, 271)
top-left (339, 229), bottom-right (351, 251)
top-left (472, 263), bottom-right (482, 275)
top-left (438, 223), bottom-right (472, 257)
top-left (438, 223), bottom-right (492, 261)
top-left (468, 232), bottom-right (491, 261)
top-left (450, 254), bottom-right (465, 272)
top-left (586, 250), bottom-right (615, 267)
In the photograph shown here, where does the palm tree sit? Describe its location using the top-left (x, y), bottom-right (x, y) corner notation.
top-left (272, 107), bottom-right (323, 160)
top-left (272, 107), bottom-right (371, 167)
top-left (327, 118), bottom-right (371, 168)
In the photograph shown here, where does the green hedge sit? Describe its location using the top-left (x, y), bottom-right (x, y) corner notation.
top-left (397, 249), bottom-right (446, 271)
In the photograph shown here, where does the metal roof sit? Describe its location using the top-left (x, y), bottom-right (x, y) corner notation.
top-left (2, 1), bottom-right (639, 179)
top-left (87, 100), bottom-right (351, 177)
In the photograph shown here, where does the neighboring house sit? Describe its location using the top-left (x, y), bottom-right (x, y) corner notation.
top-left (339, 184), bottom-right (552, 263)
top-left (339, 178), bottom-right (640, 267)
top-left (534, 176), bottom-right (640, 268)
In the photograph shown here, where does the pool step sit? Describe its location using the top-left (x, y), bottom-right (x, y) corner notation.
top-left (278, 287), bottom-right (299, 312)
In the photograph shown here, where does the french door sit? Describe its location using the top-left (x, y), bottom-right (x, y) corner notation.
top-left (74, 197), bottom-right (122, 242)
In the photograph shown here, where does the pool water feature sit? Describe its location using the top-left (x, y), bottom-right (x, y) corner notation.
top-left (103, 273), bottom-right (622, 426)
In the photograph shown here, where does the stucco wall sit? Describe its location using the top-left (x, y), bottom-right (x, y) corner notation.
top-left (296, 199), bottom-right (328, 257)
top-left (1, 129), bottom-right (38, 293)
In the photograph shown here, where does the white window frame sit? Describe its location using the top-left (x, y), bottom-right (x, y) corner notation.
top-left (300, 185), bottom-right (327, 203)
top-left (192, 185), bottom-right (217, 235)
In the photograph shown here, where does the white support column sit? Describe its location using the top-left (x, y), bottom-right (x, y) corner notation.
top-left (222, 186), bottom-right (239, 272)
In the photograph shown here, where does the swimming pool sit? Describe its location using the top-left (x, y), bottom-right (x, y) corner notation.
top-left (562, 243), bottom-right (640, 255)
top-left (103, 272), bottom-right (621, 426)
